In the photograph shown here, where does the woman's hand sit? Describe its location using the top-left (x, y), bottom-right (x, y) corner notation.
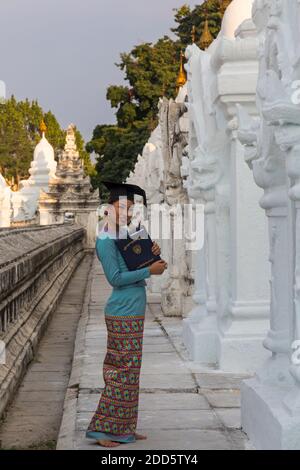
top-left (149, 260), bottom-right (168, 275)
top-left (151, 241), bottom-right (161, 256)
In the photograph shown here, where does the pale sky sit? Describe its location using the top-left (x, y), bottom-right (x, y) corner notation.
top-left (0, 0), bottom-right (198, 142)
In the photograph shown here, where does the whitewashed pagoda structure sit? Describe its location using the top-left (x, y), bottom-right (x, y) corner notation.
top-left (0, 172), bottom-right (12, 227)
top-left (39, 124), bottom-right (99, 247)
top-left (11, 121), bottom-right (57, 222)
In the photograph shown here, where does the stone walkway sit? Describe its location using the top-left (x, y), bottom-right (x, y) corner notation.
top-left (57, 256), bottom-right (250, 450)
top-left (0, 253), bottom-right (93, 450)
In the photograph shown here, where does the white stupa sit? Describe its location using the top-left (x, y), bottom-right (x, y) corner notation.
top-left (11, 120), bottom-right (57, 221)
top-left (39, 123), bottom-right (99, 247)
top-left (28, 127), bottom-right (57, 185)
top-left (0, 172), bottom-right (12, 227)
top-left (221, 0), bottom-right (254, 38)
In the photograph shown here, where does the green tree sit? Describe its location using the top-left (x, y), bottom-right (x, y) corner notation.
top-left (0, 96), bottom-right (33, 179)
top-left (109, 37), bottom-right (181, 122)
top-left (87, 121), bottom-right (150, 194)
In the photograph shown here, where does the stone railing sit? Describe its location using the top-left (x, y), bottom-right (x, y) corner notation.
top-left (0, 224), bottom-right (85, 419)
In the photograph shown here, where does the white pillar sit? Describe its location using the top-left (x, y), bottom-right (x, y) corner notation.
top-left (183, 194), bottom-right (218, 363)
top-left (217, 126), bottom-right (270, 372)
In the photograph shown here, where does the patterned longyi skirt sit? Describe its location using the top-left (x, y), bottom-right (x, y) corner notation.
top-left (85, 314), bottom-right (145, 443)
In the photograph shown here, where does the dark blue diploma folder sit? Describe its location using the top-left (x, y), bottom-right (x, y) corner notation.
top-left (114, 228), bottom-right (161, 271)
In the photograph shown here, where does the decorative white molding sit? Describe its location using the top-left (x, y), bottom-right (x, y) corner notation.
top-left (182, 3), bottom-right (270, 373)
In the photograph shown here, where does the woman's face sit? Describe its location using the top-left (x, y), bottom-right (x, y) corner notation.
top-left (110, 198), bottom-right (134, 227)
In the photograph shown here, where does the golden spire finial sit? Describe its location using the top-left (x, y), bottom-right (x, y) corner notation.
top-left (191, 25), bottom-right (196, 44)
top-left (219, 0), bottom-right (232, 15)
top-left (199, 14), bottom-right (214, 50)
top-left (39, 119), bottom-right (47, 135)
top-left (176, 51), bottom-right (187, 92)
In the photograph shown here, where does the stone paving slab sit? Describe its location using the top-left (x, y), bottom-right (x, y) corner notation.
top-left (21, 371), bottom-right (70, 383)
top-left (138, 392), bottom-right (210, 411)
top-left (215, 408), bottom-right (242, 430)
top-left (57, 256), bottom-right (249, 450)
top-left (18, 381), bottom-right (69, 392)
top-left (10, 401), bottom-right (63, 416)
top-left (194, 372), bottom-right (251, 390)
top-left (203, 390), bottom-right (241, 408)
top-left (13, 390), bottom-right (66, 403)
top-left (140, 373), bottom-right (196, 390)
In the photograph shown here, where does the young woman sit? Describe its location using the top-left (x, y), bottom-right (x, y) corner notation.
top-left (85, 182), bottom-right (167, 447)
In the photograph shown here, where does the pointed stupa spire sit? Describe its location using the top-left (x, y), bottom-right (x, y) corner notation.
top-left (39, 119), bottom-right (47, 137)
top-left (199, 13), bottom-right (214, 50)
top-left (55, 123), bottom-right (84, 179)
top-left (176, 51), bottom-right (187, 92)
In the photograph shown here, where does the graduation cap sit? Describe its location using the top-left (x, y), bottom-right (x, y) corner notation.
top-left (102, 181), bottom-right (148, 208)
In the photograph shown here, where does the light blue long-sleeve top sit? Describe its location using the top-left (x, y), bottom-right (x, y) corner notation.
top-left (96, 229), bottom-right (151, 316)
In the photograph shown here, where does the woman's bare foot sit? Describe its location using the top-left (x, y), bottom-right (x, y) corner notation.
top-left (135, 432), bottom-right (147, 440)
top-left (96, 439), bottom-right (121, 447)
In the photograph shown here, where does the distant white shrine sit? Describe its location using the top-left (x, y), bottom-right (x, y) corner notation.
top-left (11, 120), bottom-right (57, 222)
top-left (39, 124), bottom-right (99, 247)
